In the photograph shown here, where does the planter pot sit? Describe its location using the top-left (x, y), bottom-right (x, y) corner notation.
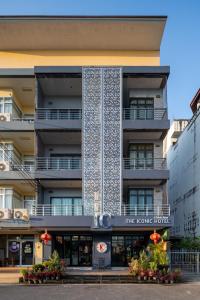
top-left (165, 280), bottom-right (169, 284)
top-left (137, 276), bottom-right (141, 281)
top-left (56, 276), bottom-right (61, 281)
top-left (33, 279), bottom-right (39, 284)
top-left (170, 280), bottom-right (174, 284)
top-left (143, 276), bottom-right (147, 281)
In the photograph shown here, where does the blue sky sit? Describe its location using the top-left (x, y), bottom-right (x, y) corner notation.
top-left (0, 0), bottom-right (200, 120)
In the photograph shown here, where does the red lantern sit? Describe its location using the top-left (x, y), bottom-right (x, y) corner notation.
top-left (40, 230), bottom-right (52, 245)
top-left (150, 230), bottom-right (161, 244)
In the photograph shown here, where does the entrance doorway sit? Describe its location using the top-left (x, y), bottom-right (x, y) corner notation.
top-left (111, 235), bottom-right (147, 267)
top-left (53, 234), bottom-right (92, 267)
top-left (8, 239), bottom-right (34, 266)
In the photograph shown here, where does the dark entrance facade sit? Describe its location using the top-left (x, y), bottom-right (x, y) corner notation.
top-left (52, 232), bottom-right (149, 267)
top-left (52, 234), bottom-right (93, 266)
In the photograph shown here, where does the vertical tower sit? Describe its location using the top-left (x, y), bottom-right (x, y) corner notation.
top-left (82, 67), bottom-right (122, 216)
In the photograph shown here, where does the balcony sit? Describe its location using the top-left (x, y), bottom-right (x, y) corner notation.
top-left (35, 157), bottom-right (82, 179)
top-left (121, 204), bottom-right (170, 217)
top-left (123, 158), bottom-right (169, 181)
top-left (0, 161), bottom-right (35, 180)
top-left (123, 108), bottom-right (170, 135)
top-left (0, 115), bottom-right (34, 131)
top-left (35, 108), bottom-right (82, 130)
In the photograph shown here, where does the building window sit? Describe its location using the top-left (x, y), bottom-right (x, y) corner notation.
top-left (0, 97), bottom-right (12, 114)
top-left (51, 197), bottom-right (82, 216)
top-left (0, 188), bottom-right (13, 209)
top-left (129, 188), bottom-right (153, 214)
top-left (129, 98), bottom-right (154, 120)
top-left (128, 144), bottom-right (153, 169)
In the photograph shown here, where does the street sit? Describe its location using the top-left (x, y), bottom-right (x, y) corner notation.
top-left (0, 284), bottom-right (200, 300)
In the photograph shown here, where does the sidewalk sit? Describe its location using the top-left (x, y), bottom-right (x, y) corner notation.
top-left (0, 271), bottom-right (20, 284)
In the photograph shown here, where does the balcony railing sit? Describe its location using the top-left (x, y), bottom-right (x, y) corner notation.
top-left (123, 108), bottom-right (167, 120)
top-left (31, 204), bottom-right (84, 216)
top-left (121, 204), bottom-right (170, 217)
top-left (11, 164), bottom-right (35, 172)
top-left (123, 158), bottom-right (167, 170)
top-left (36, 109), bottom-right (82, 120)
top-left (36, 157), bottom-right (81, 170)
top-left (30, 204), bottom-right (170, 217)
top-left (12, 117), bottom-right (34, 123)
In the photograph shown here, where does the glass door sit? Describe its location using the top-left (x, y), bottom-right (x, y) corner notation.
top-left (8, 239), bottom-right (34, 266)
top-left (71, 236), bottom-right (79, 266)
top-left (129, 144), bottom-right (153, 169)
top-left (111, 236), bottom-right (126, 266)
top-left (129, 98), bottom-right (154, 120)
top-left (8, 241), bottom-right (20, 265)
top-left (78, 236), bottom-right (92, 266)
top-left (22, 241), bottom-right (34, 265)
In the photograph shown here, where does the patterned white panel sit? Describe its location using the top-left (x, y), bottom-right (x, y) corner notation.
top-left (82, 68), bottom-right (102, 215)
top-left (82, 67), bottom-right (122, 216)
top-left (102, 68), bottom-right (122, 215)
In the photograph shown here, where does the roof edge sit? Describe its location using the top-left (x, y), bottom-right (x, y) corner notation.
top-left (0, 15), bottom-right (167, 21)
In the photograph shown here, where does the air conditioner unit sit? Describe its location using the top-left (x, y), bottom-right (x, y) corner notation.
top-left (0, 113), bottom-right (11, 122)
top-left (0, 208), bottom-right (12, 220)
top-left (14, 209), bottom-right (29, 221)
top-left (0, 161), bottom-right (10, 171)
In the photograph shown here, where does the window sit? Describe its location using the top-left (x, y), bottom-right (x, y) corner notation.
top-left (129, 189), bottom-right (153, 215)
top-left (128, 144), bottom-right (153, 169)
top-left (129, 98), bottom-right (154, 120)
top-left (0, 188), bottom-right (13, 209)
top-left (51, 197), bottom-right (82, 216)
top-left (0, 97), bottom-right (12, 114)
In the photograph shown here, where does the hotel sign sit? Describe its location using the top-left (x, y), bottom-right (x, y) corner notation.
top-left (125, 217), bottom-right (172, 225)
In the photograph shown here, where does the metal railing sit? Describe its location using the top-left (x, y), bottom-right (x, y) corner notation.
top-left (36, 109), bottom-right (82, 120)
top-left (171, 251), bottom-right (200, 273)
top-left (11, 164), bottom-right (35, 172)
top-left (123, 108), bottom-right (167, 120)
top-left (121, 204), bottom-right (170, 217)
top-left (123, 158), bottom-right (167, 170)
top-left (12, 117), bottom-right (34, 123)
top-left (31, 204), bottom-right (84, 216)
top-left (36, 157), bottom-right (81, 170)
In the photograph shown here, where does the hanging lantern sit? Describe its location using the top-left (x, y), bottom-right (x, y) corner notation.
top-left (150, 230), bottom-right (161, 244)
top-left (40, 229), bottom-right (52, 245)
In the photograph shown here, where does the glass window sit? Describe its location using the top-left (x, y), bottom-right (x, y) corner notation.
top-left (51, 197), bottom-right (82, 216)
top-left (129, 98), bottom-right (154, 120)
top-left (128, 189), bottom-right (153, 215)
top-left (128, 144), bottom-right (153, 169)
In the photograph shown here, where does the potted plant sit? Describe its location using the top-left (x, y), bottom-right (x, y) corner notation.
top-left (20, 269), bottom-right (28, 283)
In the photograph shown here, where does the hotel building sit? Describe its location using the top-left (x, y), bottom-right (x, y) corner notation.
top-left (0, 16), bottom-right (171, 267)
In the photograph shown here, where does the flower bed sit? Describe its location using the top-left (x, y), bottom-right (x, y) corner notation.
top-left (19, 251), bottom-right (65, 284)
top-left (129, 239), bottom-right (181, 284)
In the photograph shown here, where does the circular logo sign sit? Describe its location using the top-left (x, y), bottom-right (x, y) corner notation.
top-left (96, 242), bottom-right (107, 253)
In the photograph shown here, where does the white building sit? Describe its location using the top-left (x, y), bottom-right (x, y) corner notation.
top-left (167, 89), bottom-right (200, 238)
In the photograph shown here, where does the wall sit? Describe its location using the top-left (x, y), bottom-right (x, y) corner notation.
top-left (43, 188), bottom-right (82, 204)
top-left (42, 96), bottom-right (81, 109)
top-left (128, 89), bottom-right (165, 109)
top-left (167, 110), bottom-right (200, 237)
top-left (0, 50), bottom-right (160, 68)
top-left (43, 145), bottom-right (81, 157)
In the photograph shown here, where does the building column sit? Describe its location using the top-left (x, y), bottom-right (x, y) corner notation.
top-left (82, 67), bottom-right (122, 216)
